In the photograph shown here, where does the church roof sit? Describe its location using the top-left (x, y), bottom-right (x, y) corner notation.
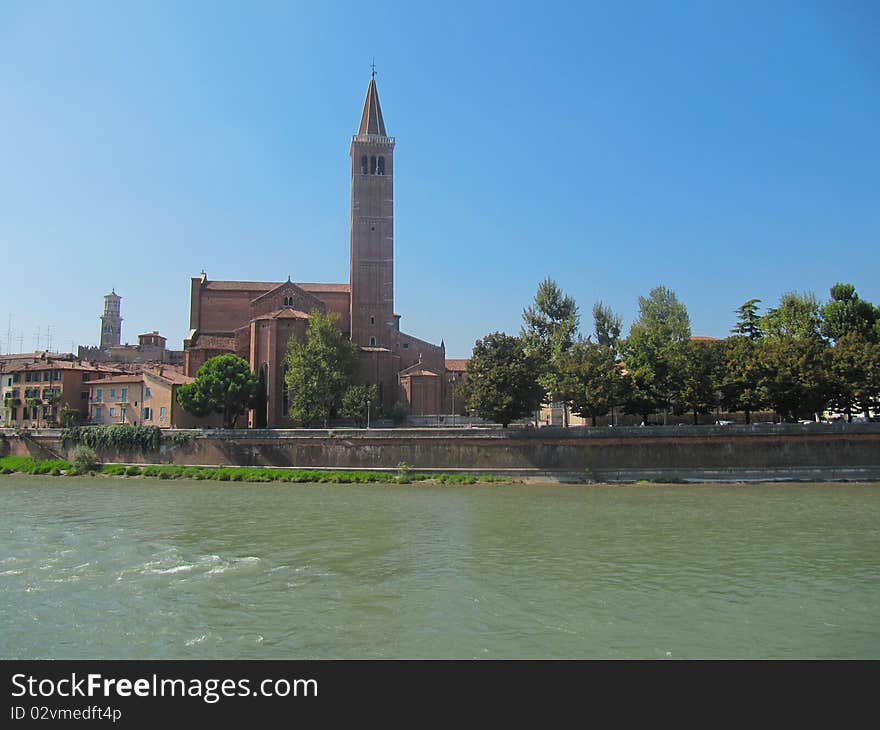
top-left (203, 280), bottom-right (277, 291)
top-left (201, 280), bottom-right (350, 294)
top-left (399, 361), bottom-right (441, 377)
top-left (253, 309), bottom-right (311, 321)
top-left (357, 77), bottom-right (387, 137)
top-left (400, 369), bottom-right (439, 378)
top-left (297, 282), bottom-right (351, 294)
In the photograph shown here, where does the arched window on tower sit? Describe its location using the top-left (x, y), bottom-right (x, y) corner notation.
top-left (377, 157), bottom-right (385, 175)
top-left (361, 155), bottom-right (368, 175)
top-left (370, 156), bottom-right (377, 175)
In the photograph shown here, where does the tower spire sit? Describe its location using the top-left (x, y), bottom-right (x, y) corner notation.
top-left (358, 72), bottom-right (387, 137)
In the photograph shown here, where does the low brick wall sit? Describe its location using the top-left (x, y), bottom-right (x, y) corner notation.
top-left (3, 423), bottom-right (880, 482)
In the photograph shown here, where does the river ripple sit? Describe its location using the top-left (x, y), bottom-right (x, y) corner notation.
top-left (1, 477), bottom-right (878, 658)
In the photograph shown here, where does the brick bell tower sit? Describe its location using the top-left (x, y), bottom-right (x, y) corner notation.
top-left (350, 70), bottom-right (396, 349)
top-left (100, 289), bottom-right (122, 350)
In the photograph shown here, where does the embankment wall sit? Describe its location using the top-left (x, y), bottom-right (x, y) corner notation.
top-left (3, 423), bottom-right (879, 482)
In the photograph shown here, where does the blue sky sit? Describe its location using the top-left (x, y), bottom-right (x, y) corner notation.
top-left (1, 1), bottom-right (877, 358)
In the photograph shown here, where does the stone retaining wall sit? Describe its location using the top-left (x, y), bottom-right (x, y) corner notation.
top-left (4, 423), bottom-right (879, 482)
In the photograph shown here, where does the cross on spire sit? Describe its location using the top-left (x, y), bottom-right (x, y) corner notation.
top-left (370, 57), bottom-right (377, 79)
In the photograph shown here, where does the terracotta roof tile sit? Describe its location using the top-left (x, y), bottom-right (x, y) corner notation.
top-left (145, 368), bottom-right (193, 385)
top-left (12, 361), bottom-right (114, 372)
top-left (88, 374), bottom-right (144, 385)
top-left (203, 280), bottom-right (278, 291)
top-left (202, 280), bottom-right (350, 294)
top-left (253, 309), bottom-right (311, 321)
top-left (445, 359), bottom-right (469, 371)
top-left (296, 282), bottom-right (350, 294)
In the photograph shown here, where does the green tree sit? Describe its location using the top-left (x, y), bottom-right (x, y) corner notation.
top-left (464, 332), bottom-right (544, 427)
top-left (820, 283), bottom-right (877, 343)
top-left (284, 310), bottom-right (359, 427)
top-left (521, 278), bottom-right (580, 421)
top-left (253, 365), bottom-right (268, 429)
top-left (676, 339), bottom-right (723, 424)
top-left (71, 445), bottom-right (98, 471)
top-left (592, 301), bottom-right (622, 352)
top-left (829, 334), bottom-right (880, 420)
top-left (759, 337), bottom-right (831, 422)
top-left (762, 291), bottom-right (822, 340)
top-left (176, 354), bottom-right (259, 428)
top-left (732, 298), bottom-right (764, 340)
top-left (560, 341), bottom-right (624, 426)
top-left (620, 285), bottom-right (691, 421)
top-left (341, 384), bottom-right (379, 427)
top-left (58, 404), bottom-right (84, 428)
top-left (720, 336), bottom-right (766, 424)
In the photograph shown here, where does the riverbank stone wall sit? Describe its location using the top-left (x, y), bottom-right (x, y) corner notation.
top-left (3, 423), bottom-right (880, 483)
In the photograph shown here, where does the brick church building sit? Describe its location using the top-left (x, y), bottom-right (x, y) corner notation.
top-left (183, 74), bottom-right (447, 426)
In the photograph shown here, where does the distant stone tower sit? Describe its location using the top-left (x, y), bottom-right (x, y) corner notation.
top-left (350, 72), bottom-right (395, 348)
top-left (100, 290), bottom-right (122, 350)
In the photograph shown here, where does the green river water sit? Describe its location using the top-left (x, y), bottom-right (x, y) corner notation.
top-left (1, 476), bottom-right (878, 658)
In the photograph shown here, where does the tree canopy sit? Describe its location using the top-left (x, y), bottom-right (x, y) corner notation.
top-left (592, 301), bottom-right (622, 352)
top-left (284, 310), bottom-right (359, 427)
top-left (462, 332), bottom-right (544, 427)
top-left (463, 278), bottom-right (880, 427)
top-left (820, 283), bottom-right (877, 343)
top-left (762, 291), bottom-right (821, 340)
top-left (521, 277), bottom-right (580, 397)
top-left (341, 384), bottom-right (379, 427)
top-left (759, 336), bottom-right (831, 422)
top-left (176, 354), bottom-right (259, 428)
top-left (720, 336), bottom-right (766, 424)
top-left (732, 299), bottom-right (764, 340)
top-left (560, 341), bottom-right (624, 426)
top-left (620, 285), bottom-right (691, 419)
top-left (677, 339), bottom-right (723, 424)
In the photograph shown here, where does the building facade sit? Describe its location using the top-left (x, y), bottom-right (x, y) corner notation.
top-left (86, 367), bottom-right (221, 428)
top-left (1, 357), bottom-right (117, 427)
top-left (183, 74), bottom-right (448, 426)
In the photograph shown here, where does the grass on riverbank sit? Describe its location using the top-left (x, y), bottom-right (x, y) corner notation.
top-left (0, 455), bottom-right (510, 485)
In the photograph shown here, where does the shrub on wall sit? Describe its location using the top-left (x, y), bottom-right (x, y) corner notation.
top-left (165, 431), bottom-right (194, 447)
top-left (62, 425), bottom-right (162, 452)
